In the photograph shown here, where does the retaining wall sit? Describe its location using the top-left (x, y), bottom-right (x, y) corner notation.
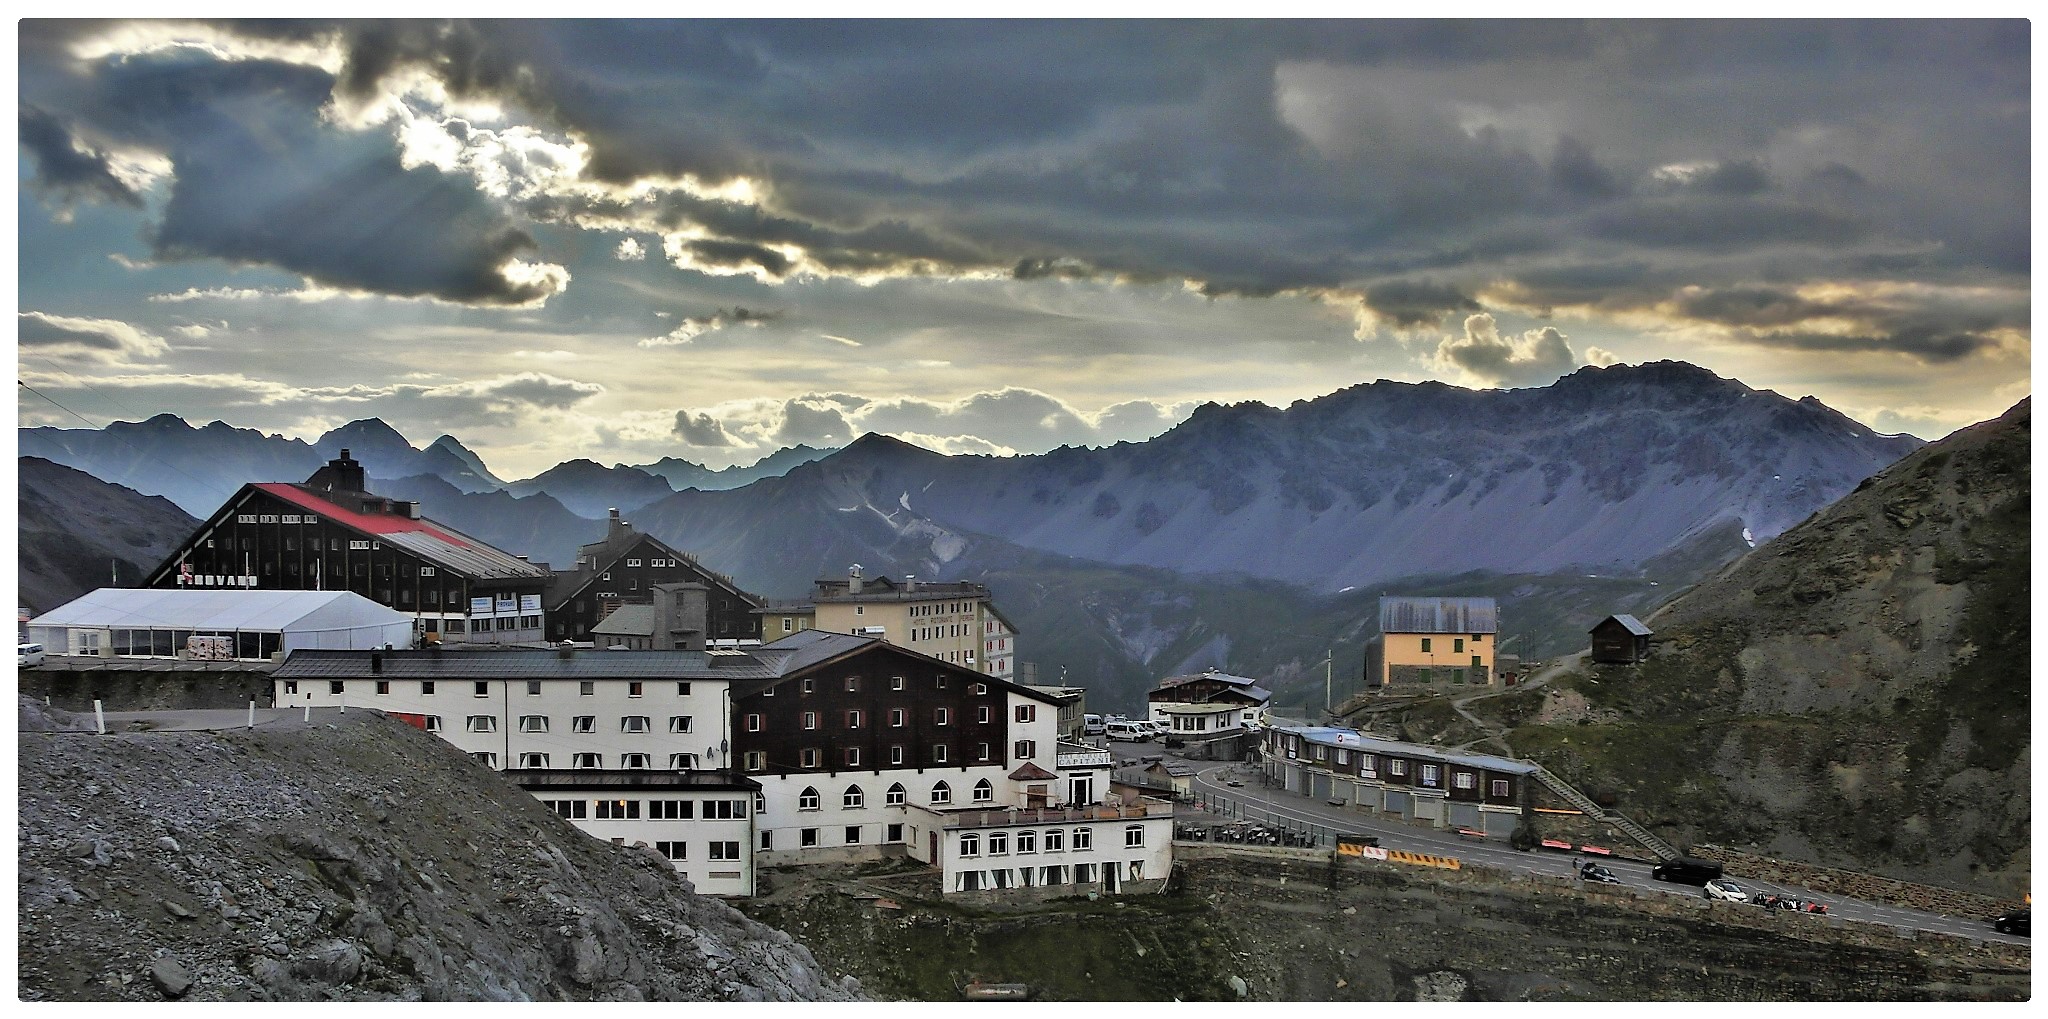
top-left (1691, 846), bottom-right (2020, 920)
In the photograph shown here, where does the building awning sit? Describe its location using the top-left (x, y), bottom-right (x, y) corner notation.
top-left (1007, 762), bottom-right (1058, 782)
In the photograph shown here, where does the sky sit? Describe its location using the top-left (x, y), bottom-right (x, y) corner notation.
top-left (12, 18), bottom-right (2033, 480)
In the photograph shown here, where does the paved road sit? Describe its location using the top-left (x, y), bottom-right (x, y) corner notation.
top-left (1101, 740), bottom-right (2026, 948)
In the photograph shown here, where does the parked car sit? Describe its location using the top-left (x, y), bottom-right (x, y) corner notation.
top-left (1578, 863), bottom-right (1622, 884)
top-left (1991, 908), bottom-right (2029, 936)
top-left (1702, 878), bottom-right (1749, 902)
top-left (1104, 720), bottom-right (1151, 742)
top-left (1650, 857), bottom-right (1725, 885)
top-left (18, 642), bottom-right (46, 666)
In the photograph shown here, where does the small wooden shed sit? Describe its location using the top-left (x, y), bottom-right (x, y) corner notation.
top-left (1589, 614), bottom-right (1653, 664)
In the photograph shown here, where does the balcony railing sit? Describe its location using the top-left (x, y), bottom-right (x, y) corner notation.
top-left (935, 798), bottom-right (1173, 830)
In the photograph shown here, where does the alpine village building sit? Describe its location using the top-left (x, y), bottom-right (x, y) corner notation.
top-left (272, 632), bottom-right (1167, 900)
top-left (1264, 724), bottom-right (1533, 837)
top-left (754, 566), bottom-right (1019, 679)
top-left (142, 451), bottom-right (552, 645)
top-left (1361, 596), bottom-right (1499, 689)
top-left (545, 508), bottom-right (764, 645)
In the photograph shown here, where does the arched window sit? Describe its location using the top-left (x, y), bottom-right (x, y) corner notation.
top-left (886, 783), bottom-right (907, 806)
top-left (973, 778), bottom-right (995, 803)
top-left (798, 786), bottom-right (821, 811)
top-left (843, 785), bottom-right (864, 809)
top-left (931, 781), bottom-right (952, 805)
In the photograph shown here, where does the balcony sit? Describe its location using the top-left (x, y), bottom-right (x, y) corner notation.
top-left (934, 797), bottom-right (1174, 830)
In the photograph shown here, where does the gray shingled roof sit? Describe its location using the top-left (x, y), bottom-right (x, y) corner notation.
top-left (1279, 725), bottom-right (1537, 775)
top-left (1600, 614), bottom-right (1653, 636)
top-left (1379, 596), bottom-right (1498, 635)
top-left (590, 604), bottom-right (657, 637)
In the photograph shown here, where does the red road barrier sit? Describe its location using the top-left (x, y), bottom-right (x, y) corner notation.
top-left (1540, 839), bottom-right (1574, 851)
top-left (1579, 844), bottom-right (1612, 855)
top-left (1455, 828), bottom-right (1486, 841)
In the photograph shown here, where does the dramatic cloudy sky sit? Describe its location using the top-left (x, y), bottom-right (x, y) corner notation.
top-left (14, 19), bottom-right (2031, 478)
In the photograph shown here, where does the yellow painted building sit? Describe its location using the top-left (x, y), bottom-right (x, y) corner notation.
top-left (1369, 596), bottom-right (1498, 688)
top-left (755, 567), bottom-right (1019, 679)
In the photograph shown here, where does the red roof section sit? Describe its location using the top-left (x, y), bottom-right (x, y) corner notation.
top-left (253, 483), bottom-right (474, 549)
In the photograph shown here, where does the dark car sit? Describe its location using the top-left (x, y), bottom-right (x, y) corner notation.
top-left (1992, 909), bottom-right (2029, 936)
top-left (1650, 857), bottom-right (1724, 886)
top-left (1578, 863), bottom-right (1622, 884)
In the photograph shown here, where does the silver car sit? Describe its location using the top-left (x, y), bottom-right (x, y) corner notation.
top-left (1702, 878), bottom-right (1749, 902)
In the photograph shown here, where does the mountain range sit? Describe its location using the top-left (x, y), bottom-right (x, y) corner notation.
top-left (18, 361), bottom-right (1929, 712)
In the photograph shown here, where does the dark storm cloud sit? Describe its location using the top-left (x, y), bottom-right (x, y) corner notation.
top-left (673, 410), bottom-right (735, 447)
top-left (1587, 199), bottom-right (1868, 250)
top-left (19, 43), bottom-right (565, 306)
top-left (1547, 136), bottom-right (1621, 200)
top-left (1362, 279), bottom-right (1483, 328)
top-left (18, 105), bottom-right (144, 209)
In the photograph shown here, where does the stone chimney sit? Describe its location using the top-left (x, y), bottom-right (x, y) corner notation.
top-left (904, 574), bottom-right (916, 593)
top-left (848, 564), bottom-right (863, 595)
top-left (607, 508), bottom-right (630, 543)
top-left (307, 449), bottom-right (368, 495)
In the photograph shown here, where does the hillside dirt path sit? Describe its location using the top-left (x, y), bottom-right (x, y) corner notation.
top-left (1448, 650), bottom-right (1585, 755)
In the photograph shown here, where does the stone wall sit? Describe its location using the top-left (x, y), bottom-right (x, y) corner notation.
top-left (21, 666), bottom-right (274, 713)
top-left (1690, 846), bottom-right (2019, 920)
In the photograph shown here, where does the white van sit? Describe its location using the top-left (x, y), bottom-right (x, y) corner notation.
top-left (1104, 720), bottom-right (1150, 742)
top-left (1083, 713), bottom-right (1105, 736)
top-left (18, 642), bottom-right (47, 666)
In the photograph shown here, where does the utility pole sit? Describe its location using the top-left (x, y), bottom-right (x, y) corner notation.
top-left (1324, 649), bottom-right (1334, 717)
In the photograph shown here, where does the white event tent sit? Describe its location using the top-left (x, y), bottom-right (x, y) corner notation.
top-left (26, 589), bottom-right (414, 660)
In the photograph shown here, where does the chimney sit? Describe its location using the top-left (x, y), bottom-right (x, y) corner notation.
top-left (607, 508), bottom-right (628, 542)
top-left (370, 652), bottom-right (383, 674)
top-left (848, 564), bottom-right (863, 595)
top-left (557, 640), bottom-right (575, 660)
top-left (905, 574), bottom-right (916, 593)
top-left (307, 448), bottom-right (367, 495)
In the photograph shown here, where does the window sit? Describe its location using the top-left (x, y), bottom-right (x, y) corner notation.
top-left (470, 752), bottom-right (498, 767)
top-left (709, 841), bottom-right (740, 862)
top-left (971, 683), bottom-right (987, 696)
top-left (960, 833), bottom-right (980, 857)
top-left (466, 715), bottom-right (497, 733)
top-left (890, 676), bottom-right (904, 691)
top-left (762, 686), bottom-right (774, 698)
top-left (1018, 830), bottom-right (1037, 854)
top-left (801, 828), bottom-right (819, 848)
top-left (846, 709), bottom-right (863, 729)
top-left (628, 682), bottom-right (643, 698)
top-left (518, 752), bottom-right (549, 768)
top-left (801, 678), bottom-right (814, 694)
top-left (932, 744), bottom-right (949, 764)
top-left (889, 708), bottom-right (905, 728)
top-left (1454, 772), bottom-right (1476, 790)
top-left (803, 711), bottom-right (819, 730)
top-left (890, 746), bottom-right (905, 765)
top-left (421, 681), bottom-right (435, 696)
top-left (526, 680), bottom-right (542, 696)
top-left (746, 713), bottom-right (763, 732)
top-left (1016, 704), bottom-right (1036, 723)
top-left (1473, 655), bottom-right (1485, 669)
top-left (1072, 828), bottom-right (1093, 851)
top-left (419, 566), bottom-right (434, 577)
top-left (799, 748), bottom-right (820, 768)
top-left (519, 715), bottom-right (548, 733)
top-left (626, 558), bottom-right (641, 567)
top-left (977, 706), bottom-right (991, 724)
top-left (669, 753), bottom-right (700, 770)
top-left (760, 831), bottom-right (773, 851)
top-left (886, 783), bottom-right (906, 806)
top-left (843, 785), bottom-right (865, 809)
top-left (1336, 749), bottom-right (1350, 765)
top-left (935, 708), bottom-right (950, 726)
top-left (665, 715), bottom-right (694, 734)
top-left (676, 682), bottom-right (692, 696)
top-left (579, 681), bottom-right (595, 697)
top-left (572, 715), bottom-right (596, 733)
top-left (1014, 740), bottom-right (1036, 758)
top-left (1454, 638), bottom-right (1465, 653)
top-left (798, 787), bottom-right (821, 810)
top-left (573, 753), bottom-right (601, 769)
top-left (621, 715), bottom-right (650, 733)
top-left (595, 798), bottom-right (640, 820)
top-left (783, 618), bottom-right (793, 633)
top-left (976, 743), bottom-right (991, 762)
top-left (654, 841), bottom-right (687, 861)
top-left (1492, 780), bottom-right (1510, 798)
top-left (844, 826), bottom-right (861, 845)
top-left (845, 747), bottom-right (862, 767)
top-left (472, 681), bottom-right (489, 698)
top-left (622, 753), bottom-right (650, 770)
top-left (1044, 829), bottom-right (1064, 852)
top-left (650, 800), bottom-right (693, 820)
top-left (988, 832), bottom-right (1008, 855)
top-left (1389, 759), bottom-right (1408, 777)
top-left (1421, 638), bottom-right (1432, 652)
top-left (1125, 825), bottom-right (1145, 847)
top-left (972, 779), bottom-right (994, 803)
top-left (423, 715), bottom-right (442, 732)
top-left (1421, 764), bottom-right (1440, 785)
top-left (546, 799), bottom-right (586, 820)
top-left (329, 681), bottom-right (345, 695)
top-left (845, 676), bottom-right (858, 692)
top-left (743, 751), bottom-right (766, 771)
top-left (936, 675), bottom-right (947, 690)
top-left (886, 824), bottom-right (904, 844)
top-left (930, 782), bottom-right (951, 805)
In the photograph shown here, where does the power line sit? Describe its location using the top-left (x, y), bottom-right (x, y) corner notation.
top-left (17, 379), bottom-right (243, 507)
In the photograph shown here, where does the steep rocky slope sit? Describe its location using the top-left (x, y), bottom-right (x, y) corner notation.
top-left (17, 705), bottom-right (862, 1003)
top-left (1504, 399), bottom-right (2029, 896)
top-left (17, 457), bottom-right (198, 614)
